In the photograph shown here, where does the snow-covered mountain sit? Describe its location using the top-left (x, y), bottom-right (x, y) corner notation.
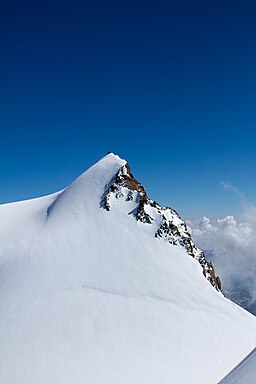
top-left (0, 153), bottom-right (256, 384)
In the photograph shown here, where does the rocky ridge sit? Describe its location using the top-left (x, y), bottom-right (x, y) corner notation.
top-left (102, 162), bottom-right (221, 291)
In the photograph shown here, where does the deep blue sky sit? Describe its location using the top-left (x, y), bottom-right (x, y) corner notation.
top-left (1, 0), bottom-right (256, 217)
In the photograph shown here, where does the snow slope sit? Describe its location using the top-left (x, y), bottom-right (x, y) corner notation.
top-left (0, 153), bottom-right (256, 384)
top-left (218, 347), bottom-right (256, 384)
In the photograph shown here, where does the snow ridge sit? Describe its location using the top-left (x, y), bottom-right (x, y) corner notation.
top-left (1, 153), bottom-right (256, 384)
top-left (218, 346), bottom-right (256, 383)
top-left (102, 162), bottom-right (221, 291)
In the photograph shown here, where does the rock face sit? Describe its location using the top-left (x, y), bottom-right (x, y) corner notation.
top-left (102, 162), bottom-right (221, 291)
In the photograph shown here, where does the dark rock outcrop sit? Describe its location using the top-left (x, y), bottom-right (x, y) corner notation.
top-left (102, 163), bottom-right (221, 292)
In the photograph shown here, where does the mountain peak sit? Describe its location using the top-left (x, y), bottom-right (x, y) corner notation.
top-left (46, 153), bottom-right (221, 291)
top-left (45, 153), bottom-right (127, 218)
top-left (1, 153), bottom-right (256, 384)
top-left (100, 161), bottom-right (221, 291)
top-left (100, 151), bottom-right (126, 165)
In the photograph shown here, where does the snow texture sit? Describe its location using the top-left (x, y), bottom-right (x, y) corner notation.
top-left (0, 153), bottom-right (256, 384)
top-left (218, 346), bottom-right (256, 384)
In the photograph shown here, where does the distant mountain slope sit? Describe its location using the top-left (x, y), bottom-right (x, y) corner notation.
top-left (0, 153), bottom-right (256, 384)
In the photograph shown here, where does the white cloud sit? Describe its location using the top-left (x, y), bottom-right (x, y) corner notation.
top-left (187, 184), bottom-right (256, 310)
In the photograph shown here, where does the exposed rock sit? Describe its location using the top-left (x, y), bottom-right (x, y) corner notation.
top-left (102, 162), bottom-right (221, 292)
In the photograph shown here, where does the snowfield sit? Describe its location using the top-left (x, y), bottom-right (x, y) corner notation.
top-left (0, 153), bottom-right (256, 384)
top-left (218, 347), bottom-right (256, 383)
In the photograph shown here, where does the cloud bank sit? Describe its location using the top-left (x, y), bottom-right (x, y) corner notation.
top-left (187, 185), bottom-right (256, 314)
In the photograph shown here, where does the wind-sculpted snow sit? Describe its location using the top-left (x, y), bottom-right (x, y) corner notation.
top-left (0, 153), bottom-right (256, 384)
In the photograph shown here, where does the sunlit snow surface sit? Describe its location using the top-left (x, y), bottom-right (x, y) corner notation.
top-left (218, 347), bottom-right (256, 384)
top-left (0, 153), bottom-right (256, 384)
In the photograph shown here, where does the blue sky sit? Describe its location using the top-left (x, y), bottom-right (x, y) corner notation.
top-left (1, 0), bottom-right (256, 217)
